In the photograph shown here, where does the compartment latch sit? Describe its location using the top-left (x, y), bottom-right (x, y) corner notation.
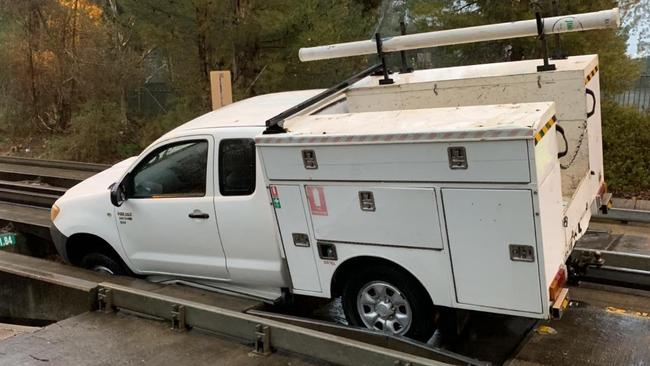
top-left (302, 150), bottom-right (318, 169)
top-left (448, 146), bottom-right (468, 169)
top-left (292, 233), bottom-right (310, 247)
top-left (359, 191), bottom-right (376, 211)
top-left (317, 242), bottom-right (338, 260)
top-left (509, 244), bottom-right (535, 262)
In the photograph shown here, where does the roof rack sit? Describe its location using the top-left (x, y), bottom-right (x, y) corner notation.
top-left (264, 8), bottom-right (620, 134)
top-left (264, 63), bottom-right (383, 134)
top-left (299, 8), bottom-right (619, 62)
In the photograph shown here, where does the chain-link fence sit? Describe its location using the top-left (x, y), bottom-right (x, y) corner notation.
top-left (614, 75), bottom-right (650, 113)
top-left (127, 82), bottom-right (173, 118)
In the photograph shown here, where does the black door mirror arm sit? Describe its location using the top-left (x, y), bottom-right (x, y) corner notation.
top-left (110, 174), bottom-right (130, 207)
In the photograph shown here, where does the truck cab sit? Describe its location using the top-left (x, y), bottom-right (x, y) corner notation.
top-left (50, 90), bottom-right (323, 300)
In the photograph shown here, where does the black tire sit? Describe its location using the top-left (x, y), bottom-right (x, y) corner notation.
top-left (341, 265), bottom-right (437, 341)
top-left (80, 252), bottom-right (130, 276)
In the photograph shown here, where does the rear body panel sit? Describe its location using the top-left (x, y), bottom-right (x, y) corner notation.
top-left (259, 102), bottom-right (568, 319)
top-left (442, 188), bottom-right (542, 313)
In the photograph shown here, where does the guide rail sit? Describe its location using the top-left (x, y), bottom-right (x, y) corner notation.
top-left (2, 251), bottom-right (650, 366)
top-left (0, 156), bottom-right (108, 207)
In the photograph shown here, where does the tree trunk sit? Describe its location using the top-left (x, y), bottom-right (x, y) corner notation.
top-left (26, 0), bottom-right (40, 129)
top-left (108, 0), bottom-right (129, 125)
top-left (195, 1), bottom-right (212, 110)
top-left (57, 0), bottom-right (79, 131)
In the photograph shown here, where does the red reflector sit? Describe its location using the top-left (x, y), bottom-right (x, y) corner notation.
top-left (269, 185), bottom-right (278, 198)
top-left (598, 182), bottom-right (607, 196)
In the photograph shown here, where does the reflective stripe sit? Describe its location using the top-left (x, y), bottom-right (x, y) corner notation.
top-left (534, 116), bottom-right (558, 145)
top-left (256, 115), bottom-right (559, 146)
top-left (585, 65), bottom-right (599, 85)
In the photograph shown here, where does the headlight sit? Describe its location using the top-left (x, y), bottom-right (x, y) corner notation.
top-left (51, 204), bottom-right (60, 222)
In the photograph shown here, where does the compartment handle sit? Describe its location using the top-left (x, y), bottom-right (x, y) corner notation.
top-left (586, 88), bottom-right (596, 118)
top-left (556, 124), bottom-right (569, 159)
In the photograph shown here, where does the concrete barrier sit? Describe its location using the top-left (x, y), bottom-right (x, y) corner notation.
top-left (0, 252), bottom-right (98, 322)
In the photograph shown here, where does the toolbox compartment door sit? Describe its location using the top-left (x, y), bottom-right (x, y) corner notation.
top-left (259, 141), bottom-right (531, 183)
top-left (308, 186), bottom-right (443, 250)
top-left (273, 185), bottom-right (322, 292)
top-left (443, 188), bottom-right (542, 313)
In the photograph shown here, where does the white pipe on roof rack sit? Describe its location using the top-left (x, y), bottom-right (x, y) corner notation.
top-left (299, 8), bottom-right (620, 62)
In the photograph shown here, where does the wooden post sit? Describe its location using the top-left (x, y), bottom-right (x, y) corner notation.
top-left (210, 71), bottom-right (233, 110)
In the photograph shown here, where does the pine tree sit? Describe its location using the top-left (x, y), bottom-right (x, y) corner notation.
top-left (399, 0), bottom-right (640, 94)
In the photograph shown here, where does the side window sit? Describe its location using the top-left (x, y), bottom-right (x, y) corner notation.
top-left (219, 138), bottom-right (255, 196)
top-left (130, 140), bottom-right (208, 198)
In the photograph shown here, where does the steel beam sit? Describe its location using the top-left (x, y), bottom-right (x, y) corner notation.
top-left (98, 282), bottom-right (456, 366)
top-left (0, 188), bottom-right (58, 208)
top-left (247, 309), bottom-right (486, 365)
top-left (0, 156), bottom-right (109, 172)
top-left (571, 248), bottom-right (650, 290)
top-left (594, 208), bottom-right (650, 223)
top-left (0, 171), bottom-right (80, 189)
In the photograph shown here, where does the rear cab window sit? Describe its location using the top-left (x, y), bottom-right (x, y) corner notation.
top-left (219, 138), bottom-right (256, 196)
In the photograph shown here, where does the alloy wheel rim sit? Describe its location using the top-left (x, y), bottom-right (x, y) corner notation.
top-left (92, 265), bottom-right (115, 275)
top-left (356, 281), bottom-right (412, 335)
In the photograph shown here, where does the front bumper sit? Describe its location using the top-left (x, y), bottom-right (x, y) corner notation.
top-left (50, 223), bottom-right (70, 263)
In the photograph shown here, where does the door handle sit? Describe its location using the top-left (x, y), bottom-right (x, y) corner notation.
top-left (188, 210), bottom-right (210, 219)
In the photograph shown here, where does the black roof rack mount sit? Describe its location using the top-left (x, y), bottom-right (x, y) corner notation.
top-left (263, 63), bottom-right (384, 134)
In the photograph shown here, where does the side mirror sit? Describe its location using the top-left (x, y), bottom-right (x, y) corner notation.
top-left (110, 181), bottom-right (127, 207)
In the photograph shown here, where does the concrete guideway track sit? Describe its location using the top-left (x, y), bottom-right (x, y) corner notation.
top-left (98, 282), bottom-right (461, 366)
top-left (0, 156), bottom-right (109, 240)
top-left (0, 156), bottom-right (107, 206)
top-left (0, 312), bottom-right (329, 366)
top-left (0, 252), bottom-right (465, 366)
top-left (509, 284), bottom-right (650, 365)
top-left (2, 251), bottom-right (650, 365)
top-left (0, 156), bottom-right (109, 222)
top-left (0, 201), bottom-right (50, 240)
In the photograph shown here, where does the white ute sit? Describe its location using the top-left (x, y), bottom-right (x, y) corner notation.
top-left (50, 10), bottom-right (617, 340)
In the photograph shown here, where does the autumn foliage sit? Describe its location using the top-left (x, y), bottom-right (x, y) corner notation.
top-left (0, 0), bottom-right (646, 196)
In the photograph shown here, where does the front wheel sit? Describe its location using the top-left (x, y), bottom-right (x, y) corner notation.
top-left (341, 265), bottom-right (437, 341)
top-left (80, 252), bottom-right (130, 276)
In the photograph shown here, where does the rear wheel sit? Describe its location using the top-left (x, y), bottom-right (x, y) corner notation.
top-left (80, 252), bottom-right (129, 276)
top-left (342, 265), bottom-right (437, 341)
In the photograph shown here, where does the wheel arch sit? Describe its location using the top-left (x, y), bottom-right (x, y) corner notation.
top-left (330, 255), bottom-right (431, 302)
top-left (66, 232), bottom-right (132, 272)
